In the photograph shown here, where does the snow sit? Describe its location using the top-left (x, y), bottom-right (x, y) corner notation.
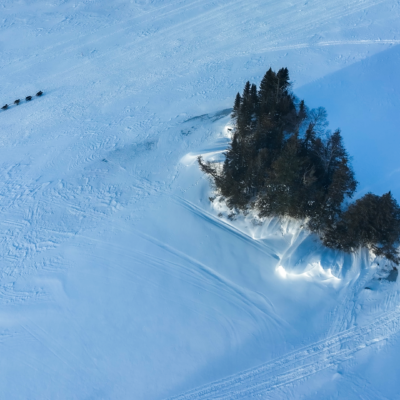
top-left (0, 0), bottom-right (400, 398)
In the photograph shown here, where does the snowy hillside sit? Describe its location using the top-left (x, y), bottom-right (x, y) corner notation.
top-left (1, 0), bottom-right (400, 399)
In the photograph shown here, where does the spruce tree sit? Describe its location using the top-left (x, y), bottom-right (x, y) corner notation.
top-left (297, 100), bottom-right (307, 125)
top-left (258, 133), bottom-right (303, 217)
top-left (250, 83), bottom-right (259, 120)
top-left (323, 192), bottom-right (400, 263)
top-left (198, 67), bottom-right (400, 264)
top-left (276, 67), bottom-right (290, 99)
top-left (231, 93), bottom-right (241, 120)
top-left (259, 68), bottom-right (278, 112)
top-left (237, 81), bottom-right (252, 135)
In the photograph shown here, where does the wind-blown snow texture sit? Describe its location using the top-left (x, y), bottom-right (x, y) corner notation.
top-left (1, 1), bottom-right (400, 399)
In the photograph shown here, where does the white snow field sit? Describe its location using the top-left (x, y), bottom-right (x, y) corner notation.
top-left (1, 0), bottom-right (400, 399)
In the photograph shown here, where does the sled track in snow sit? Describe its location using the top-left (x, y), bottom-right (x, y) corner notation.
top-left (3, 0), bottom-right (392, 89)
top-left (169, 306), bottom-right (400, 399)
top-left (171, 196), bottom-right (280, 260)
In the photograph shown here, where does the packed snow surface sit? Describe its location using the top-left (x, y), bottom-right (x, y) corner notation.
top-left (1, 0), bottom-right (400, 399)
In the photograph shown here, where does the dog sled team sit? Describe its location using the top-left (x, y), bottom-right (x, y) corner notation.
top-left (1, 91), bottom-right (43, 110)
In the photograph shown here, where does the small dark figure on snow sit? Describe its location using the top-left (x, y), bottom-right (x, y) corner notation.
top-left (14, 99), bottom-right (20, 105)
top-left (26, 96), bottom-right (32, 101)
top-left (1, 104), bottom-right (8, 110)
top-left (36, 91), bottom-right (43, 97)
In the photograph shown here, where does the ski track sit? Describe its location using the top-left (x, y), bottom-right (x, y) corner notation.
top-left (169, 306), bottom-right (400, 399)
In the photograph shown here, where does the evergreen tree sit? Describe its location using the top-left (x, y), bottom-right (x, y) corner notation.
top-left (237, 81), bottom-right (252, 135)
top-left (302, 123), bottom-right (317, 154)
top-left (198, 67), bottom-right (400, 264)
top-left (297, 100), bottom-right (308, 130)
top-left (259, 68), bottom-right (278, 113)
top-left (250, 83), bottom-right (259, 120)
top-left (231, 92), bottom-right (241, 120)
top-left (323, 192), bottom-right (400, 263)
top-left (258, 133), bottom-right (303, 217)
top-left (276, 67), bottom-right (290, 99)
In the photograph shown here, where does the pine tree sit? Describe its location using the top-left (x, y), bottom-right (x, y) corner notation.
top-left (237, 81), bottom-right (252, 135)
top-left (258, 133), bottom-right (303, 217)
top-left (276, 67), bottom-right (290, 99)
top-left (224, 133), bottom-right (242, 181)
top-left (324, 130), bottom-right (356, 195)
top-left (199, 67), bottom-right (400, 264)
top-left (297, 100), bottom-right (307, 125)
top-left (259, 68), bottom-right (278, 113)
top-left (250, 83), bottom-right (259, 120)
top-left (323, 192), bottom-right (400, 263)
top-left (302, 123), bottom-right (316, 154)
top-left (231, 92), bottom-right (241, 120)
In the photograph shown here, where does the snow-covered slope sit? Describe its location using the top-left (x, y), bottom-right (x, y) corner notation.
top-left (1, 1), bottom-right (400, 399)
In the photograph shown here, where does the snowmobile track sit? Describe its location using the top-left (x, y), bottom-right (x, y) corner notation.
top-left (169, 306), bottom-right (400, 399)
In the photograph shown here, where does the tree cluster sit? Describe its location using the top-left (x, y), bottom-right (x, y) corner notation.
top-left (199, 68), bottom-right (400, 263)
